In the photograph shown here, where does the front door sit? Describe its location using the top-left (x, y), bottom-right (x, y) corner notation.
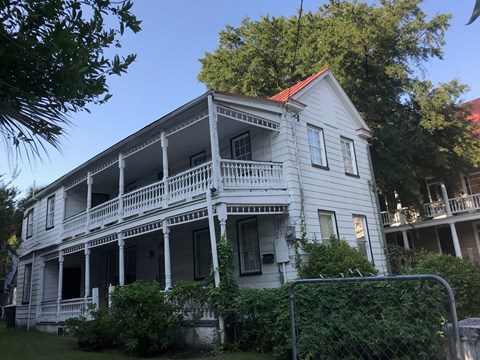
top-left (62, 267), bottom-right (81, 299)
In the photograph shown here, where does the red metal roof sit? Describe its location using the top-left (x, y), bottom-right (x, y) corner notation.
top-left (269, 67), bottom-right (330, 102)
top-left (466, 97), bottom-right (480, 125)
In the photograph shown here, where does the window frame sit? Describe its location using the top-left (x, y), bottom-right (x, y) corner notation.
top-left (307, 125), bottom-right (328, 169)
top-left (231, 131), bottom-right (252, 161)
top-left (22, 263), bottom-right (32, 304)
top-left (46, 195), bottom-right (55, 230)
top-left (193, 228), bottom-right (212, 280)
top-left (237, 217), bottom-right (262, 276)
top-left (318, 210), bottom-right (338, 243)
top-left (340, 137), bottom-right (359, 177)
top-left (190, 151), bottom-right (207, 167)
top-left (26, 209), bottom-right (34, 239)
top-left (352, 214), bottom-right (373, 261)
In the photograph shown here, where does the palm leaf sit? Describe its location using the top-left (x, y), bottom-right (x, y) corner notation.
top-left (467, 0), bottom-right (480, 25)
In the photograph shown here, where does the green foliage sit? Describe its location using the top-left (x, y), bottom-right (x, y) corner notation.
top-left (109, 281), bottom-right (182, 356)
top-left (225, 286), bottom-right (291, 359)
top-left (66, 307), bottom-right (116, 352)
top-left (411, 252), bottom-right (480, 319)
top-left (198, 0), bottom-right (479, 208)
top-left (387, 244), bottom-right (416, 275)
top-left (298, 238), bottom-right (378, 278)
top-left (0, 178), bottom-right (22, 273)
top-left (0, 0), bottom-right (141, 160)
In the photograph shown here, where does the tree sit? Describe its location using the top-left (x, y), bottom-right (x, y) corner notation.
top-left (198, 0), bottom-right (480, 207)
top-left (0, 178), bottom-right (22, 275)
top-left (0, 0), bottom-right (141, 161)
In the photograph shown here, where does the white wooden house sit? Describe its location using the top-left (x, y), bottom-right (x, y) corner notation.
top-left (15, 68), bottom-right (387, 333)
top-left (382, 98), bottom-right (480, 266)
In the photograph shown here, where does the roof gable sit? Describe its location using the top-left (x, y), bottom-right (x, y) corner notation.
top-left (466, 97), bottom-right (480, 125)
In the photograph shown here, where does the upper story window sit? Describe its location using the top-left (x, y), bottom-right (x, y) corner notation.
top-left (26, 209), bottom-right (34, 238)
top-left (318, 210), bottom-right (337, 243)
top-left (237, 217), bottom-right (261, 275)
top-left (307, 125), bottom-right (328, 168)
top-left (46, 195), bottom-right (55, 230)
top-left (341, 137), bottom-right (358, 176)
top-left (231, 132), bottom-right (252, 160)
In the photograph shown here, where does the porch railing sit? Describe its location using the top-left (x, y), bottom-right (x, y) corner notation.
top-left (383, 192), bottom-right (480, 226)
top-left (182, 299), bottom-right (216, 322)
top-left (221, 159), bottom-right (284, 189)
top-left (62, 159), bottom-right (284, 238)
top-left (37, 289), bottom-right (99, 323)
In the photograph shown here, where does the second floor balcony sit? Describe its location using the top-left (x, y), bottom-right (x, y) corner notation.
top-left (381, 192), bottom-right (480, 227)
top-left (62, 159), bottom-right (285, 239)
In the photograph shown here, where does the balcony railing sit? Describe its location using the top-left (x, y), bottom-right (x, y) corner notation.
top-left (382, 192), bottom-right (480, 226)
top-left (62, 160), bottom-right (285, 238)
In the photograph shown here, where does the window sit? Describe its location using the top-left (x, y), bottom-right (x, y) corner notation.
top-left (237, 217), bottom-right (261, 275)
top-left (353, 215), bottom-right (370, 258)
top-left (193, 229), bottom-right (212, 280)
top-left (318, 211), bottom-right (337, 242)
top-left (231, 132), bottom-right (252, 160)
top-left (26, 209), bottom-right (34, 238)
top-left (307, 125), bottom-right (328, 168)
top-left (22, 263), bottom-right (32, 303)
top-left (190, 151), bottom-right (207, 167)
top-left (46, 195), bottom-right (55, 229)
top-left (125, 246), bottom-right (136, 284)
top-left (341, 137), bottom-right (358, 176)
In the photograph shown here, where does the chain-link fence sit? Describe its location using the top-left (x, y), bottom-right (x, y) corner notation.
top-left (289, 275), bottom-right (461, 360)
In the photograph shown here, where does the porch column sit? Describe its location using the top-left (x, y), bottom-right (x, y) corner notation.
top-left (162, 220), bottom-right (172, 290)
top-left (84, 243), bottom-right (91, 297)
top-left (86, 171), bottom-right (93, 230)
top-left (401, 230), bottom-right (410, 249)
top-left (118, 153), bottom-right (125, 219)
top-left (208, 94), bottom-right (222, 191)
top-left (449, 223), bottom-right (463, 258)
top-left (118, 234), bottom-right (125, 286)
top-left (206, 191), bottom-right (220, 287)
top-left (57, 252), bottom-right (64, 321)
top-left (218, 203), bottom-right (228, 238)
top-left (161, 131), bottom-right (169, 208)
top-left (440, 183), bottom-right (452, 216)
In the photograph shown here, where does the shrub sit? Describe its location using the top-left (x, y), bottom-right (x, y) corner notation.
top-left (66, 306), bottom-right (116, 351)
top-left (387, 244), bottom-right (416, 275)
top-left (411, 252), bottom-right (480, 319)
top-left (109, 281), bottom-right (183, 356)
top-left (298, 238), bottom-right (378, 278)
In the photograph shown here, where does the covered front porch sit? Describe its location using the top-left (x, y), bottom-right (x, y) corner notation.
top-left (35, 203), bottom-right (289, 324)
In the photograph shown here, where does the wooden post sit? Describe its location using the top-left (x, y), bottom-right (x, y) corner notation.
top-left (162, 220), bottom-right (172, 290)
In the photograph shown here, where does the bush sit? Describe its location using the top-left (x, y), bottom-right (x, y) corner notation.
top-left (66, 306), bottom-right (116, 351)
top-left (299, 238), bottom-right (378, 278)
top-left (109, 281), bottom-right (183, 356)
top-left (411, 252), bottom-right (480, 319)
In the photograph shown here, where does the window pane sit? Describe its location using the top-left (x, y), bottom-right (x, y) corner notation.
top-left (238, 218), bottom-right (261, 273)
top-left (319, 213), bottom-right (335, 241)
top-left (22, 264), bottom-right (32, 303)
top-left (194, 229), bottom-right (211, 279)
top-left (341, 138), bottom-right (357, 174)
top-left (353, 215), bottom-right (368, 257)
top-left (308, 126), bottom-right (326, 166)
top-left (232, 133), bottom-right (252, 160)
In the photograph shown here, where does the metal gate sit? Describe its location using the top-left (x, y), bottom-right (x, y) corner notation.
top-left (289, 275), bottom-right (461, 360)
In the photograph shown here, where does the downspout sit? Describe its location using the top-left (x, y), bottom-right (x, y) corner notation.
top-left (366, 142), bottom-right (389, 274)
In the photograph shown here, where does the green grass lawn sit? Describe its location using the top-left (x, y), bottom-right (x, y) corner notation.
top-left (0, 322), bottom-right (273, 360)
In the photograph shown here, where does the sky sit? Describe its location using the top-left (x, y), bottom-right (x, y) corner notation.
top-left (1, 0), bottom-right (480, 197)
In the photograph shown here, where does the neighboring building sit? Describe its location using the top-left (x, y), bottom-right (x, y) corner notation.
top-left (16, 68), bottom-right (387, 333)
top-left (0, 249), bottom-right (17, 310)
top-left (382, 98), bottom-right (480, 266)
